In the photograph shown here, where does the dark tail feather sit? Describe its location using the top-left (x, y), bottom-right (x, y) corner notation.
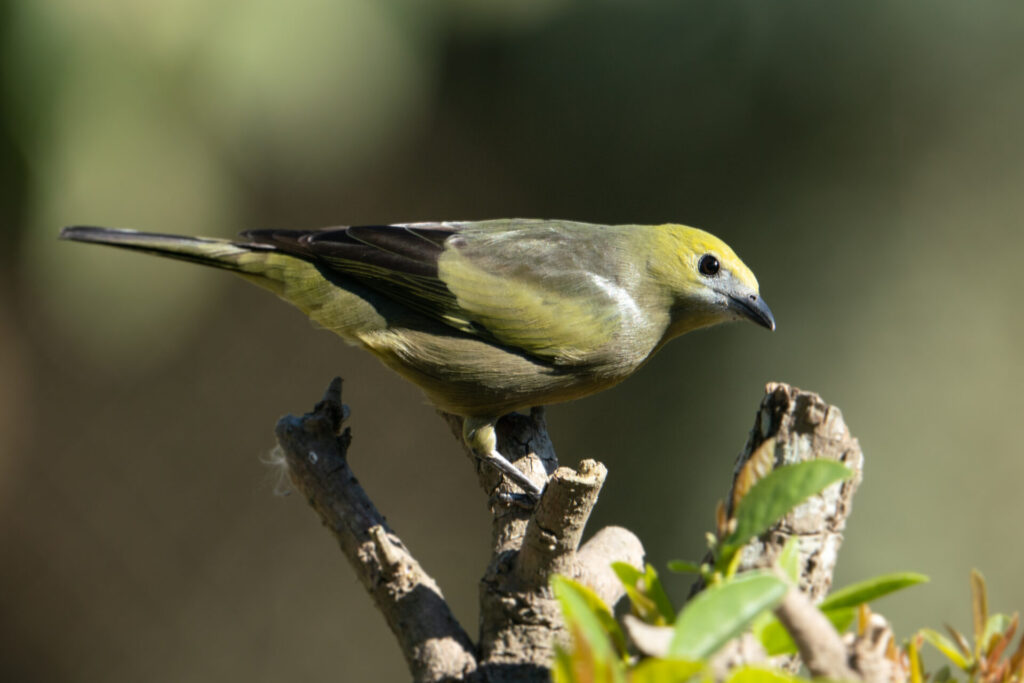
top-left (59, 226), bottom-right (256, 271)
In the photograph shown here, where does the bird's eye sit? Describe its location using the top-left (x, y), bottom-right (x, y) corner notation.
top-left (698, 254), bottom-right (720, 276)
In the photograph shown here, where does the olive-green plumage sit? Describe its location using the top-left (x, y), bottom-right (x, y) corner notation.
top-left (60, 219), bottom-right (774, 499)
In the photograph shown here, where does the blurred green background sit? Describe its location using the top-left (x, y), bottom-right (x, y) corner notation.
top-left (2, 1), bottom-right (1023, 680)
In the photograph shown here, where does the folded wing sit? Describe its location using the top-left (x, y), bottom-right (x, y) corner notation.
top-left (243, 221), bottom-right (646, 365)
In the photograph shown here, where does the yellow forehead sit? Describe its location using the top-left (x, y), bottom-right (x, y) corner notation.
top-left (659, 224), bottom-right (760, 292)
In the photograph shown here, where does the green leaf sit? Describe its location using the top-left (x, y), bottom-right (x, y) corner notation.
top-left (669, 571), bottom-right (788, 660)
top-left (644, 564), bottom-right (675, 623)
top-left (725, 665), bottom-right (808, 683)
top-left (753, 570), bottom-right (924, 656)
top-left (755, 607), bottom-right (855, 656)
top-left (614, 563), bottom-right (659, 623)
top-left (920, 628), bottom-right (972, 670)
top-left (777, 537), bottom-right (800, 584)
top-left (628, 658), bottom-right (704, 683)
top-left (613, 563), bottom-right (675, 625)
top-left (552, 575), bottom-right (628, 682)
top-left (667, 560), bottom-right (703, 575)
top-left (820, 572), bottom-right (929, 611)
top-left (722, 461), bottom-right (852, 562)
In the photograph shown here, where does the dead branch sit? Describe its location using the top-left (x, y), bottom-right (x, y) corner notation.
top-left (276, 380), bottom-right (875, 681)
top-left (275, 379), bottom-right (478, 683)
top-left (276, 380), bottom-right (643, 682)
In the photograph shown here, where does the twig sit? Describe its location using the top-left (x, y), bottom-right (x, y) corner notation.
top-left (775, 585), bottom-right (857, 679)
top-left (275, 379), bottom-right (477, 683)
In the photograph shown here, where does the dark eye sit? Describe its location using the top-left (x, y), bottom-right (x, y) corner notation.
top-left (698, 254), bottom-right (720, 276)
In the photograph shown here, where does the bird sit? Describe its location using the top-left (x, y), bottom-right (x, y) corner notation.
top-left (59, 219), bottom-right (775, 500)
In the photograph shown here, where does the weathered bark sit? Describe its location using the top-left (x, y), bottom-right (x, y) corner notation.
top-left (275, 379), bottom-right (478, 683)
top-left (727, 382), bottom-right (865, 601)
top-left (686, 382), bottom-right (885, 681)
top-left (276, 380), bottom-right (642, 682)
top-left (276, 380), bottom-right (875, 681)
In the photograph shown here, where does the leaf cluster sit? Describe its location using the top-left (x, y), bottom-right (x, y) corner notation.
top-left (553, 459), bottom-right (928, 682)
top-left (917, 571), bottom-right (1024, 683)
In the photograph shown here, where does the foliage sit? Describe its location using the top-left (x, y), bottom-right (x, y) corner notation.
top-left (917, 570), bottom-right (1024, 683)
top-left (552, 458), bottom-right (938, 682)
top-left (552, 453), bottom-right (1024, 683)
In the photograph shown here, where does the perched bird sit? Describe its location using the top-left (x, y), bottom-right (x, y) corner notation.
top-left (60, 220), bottom-right (774, 499)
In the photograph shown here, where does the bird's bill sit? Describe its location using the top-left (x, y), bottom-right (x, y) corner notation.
top-left (728, 293), bottom-right (776, 331)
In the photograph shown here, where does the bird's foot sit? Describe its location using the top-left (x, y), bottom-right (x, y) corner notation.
top-left (484, 449), bottom-right (544, 502)
top-left (495, 491), bottom-right (539, 509)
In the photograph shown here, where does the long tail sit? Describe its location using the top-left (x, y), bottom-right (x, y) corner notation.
top-left (59, 226), bottom-right (378, 339)
top-left (59, 226), bottom-right (263, 272)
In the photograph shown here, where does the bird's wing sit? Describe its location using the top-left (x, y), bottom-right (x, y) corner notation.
top-left (243, 223), bottom-right (479, 332)
top-left (242, 222), bottom-right (641, 364)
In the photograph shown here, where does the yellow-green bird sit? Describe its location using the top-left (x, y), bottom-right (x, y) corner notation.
top-left (59, 220), bottom-right (774, 500)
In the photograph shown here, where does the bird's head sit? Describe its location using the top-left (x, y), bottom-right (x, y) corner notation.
top-left (650, 224), bottom-right (775, 337)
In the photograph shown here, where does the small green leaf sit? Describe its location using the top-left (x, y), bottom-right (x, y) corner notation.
top-left (777, 537), bottom-right (800, 584)
top-left (643, 564), bottom-right (676, 623)
top-left (820, 572), bottom-right (929, 611)
top-left (613, 563), bottom-right (643, 586)
top-left (725, 665), bottom-right (809, 683)
top-left (753, 565), bottom-right (921, 656)
top-left (628, 658), bottom-right (704, 683)
top-left (615, 563), bottom-right (660, 623)
top-left (755, 608), bottom-right (855, 656)
top-left (667, 560), bottom-right (703, 575)
top-left (613, 563), bottom-right (675, 625)
top-left (920, 628), bottom-right (972, 670)
top-left (552, 575), bottom-right (628, 676)
top-left (720, 461), bottom-right (852, 566)
top-left (669, 571), bottom-right (788, 659)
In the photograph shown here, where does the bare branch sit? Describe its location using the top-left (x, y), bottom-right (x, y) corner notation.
top-left (276, 379), bottom-right (478, 683)
top-left (516, 459), bottom-right (608, 584)
top-left (278, 383), bottom-right (643, 682)
top-left (774, 586), bottom-right (857, 679)
top-left (277, 379), bottom-right (875, 681)
top-left (441, 410), bottom-right (644, 682)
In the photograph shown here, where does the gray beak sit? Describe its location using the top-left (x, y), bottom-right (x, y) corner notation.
top-left (728, 293), bottom-right (776, 331)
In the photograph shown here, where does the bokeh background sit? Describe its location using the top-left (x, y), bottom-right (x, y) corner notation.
top-left (2, 1), bottom-right (1023, 680)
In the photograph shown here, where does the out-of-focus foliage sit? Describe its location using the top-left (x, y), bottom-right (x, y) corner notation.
top-left (555, 460), bottom-right (926, 681)
top-left (6, 0), bottom-right (434, 363)
top-left (755, 572), bottom-right (929, 657)
top-left (919, 572), bottom-right (1024, 683)
top-left (555, 460), bottom-right (1018, 683)
top-left (668, 571), bottom-right (787, 660)
top-left (613, 562), bottom-right (676, 626)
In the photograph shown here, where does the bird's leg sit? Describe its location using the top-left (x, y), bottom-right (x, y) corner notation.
top-left (463, 416), bottom-right (544, 500)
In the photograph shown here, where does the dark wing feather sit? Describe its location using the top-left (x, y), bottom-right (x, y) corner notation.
top-left (241, 224), bottom-right (482, 335)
